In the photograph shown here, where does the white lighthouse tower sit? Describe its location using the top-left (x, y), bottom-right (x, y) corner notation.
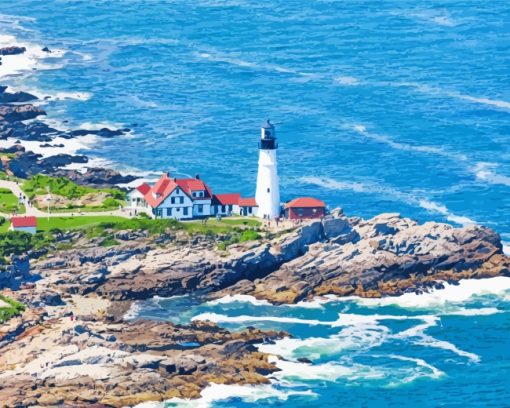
top-left (255, 119), bottom-right (280, 219)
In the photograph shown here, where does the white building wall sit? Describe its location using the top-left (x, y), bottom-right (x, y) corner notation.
top-left (127, 190), bottom-right (147, 209)
top-left (192, 199), bottom-right (211, 217)
top-left (156, 189), bottom-right (193, 220)
top-left (255, 149), bottom-right (280, 219)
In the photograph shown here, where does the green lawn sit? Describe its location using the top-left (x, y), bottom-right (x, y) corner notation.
top-left (0, 188), bottom-right (25, 214)
top-left (36, 216), bottom-right (129, 232)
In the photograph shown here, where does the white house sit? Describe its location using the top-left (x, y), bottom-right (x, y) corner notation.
top-left (10, 216), bottom-right (37, 234)
top-left (126, 183), bottom-right (151, 209)
top-left (127, 173), bottom-right (258, 221)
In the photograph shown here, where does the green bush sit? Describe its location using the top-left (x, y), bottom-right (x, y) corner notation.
top-left (240, 229), bottom-right (261, 242)
top-left (0, 216), bottom-right (5, 226)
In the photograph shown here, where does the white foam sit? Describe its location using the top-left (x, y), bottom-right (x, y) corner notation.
top-left (205, 294), bottom-right (272, 307)
top-left (191, 312), bottom-right (330, 326)
top-left (0, 134), bottom-right (100, 159)
top-left (350, 123), bottom-right (468, 161)
top-left (0, 34), bottom-right (65, 79)
top-left (335, 76), bottom-right (359, 86)
top-left (352, 277), bottom-right (510, 309)
top-left (473, 162), bottom-right (510, 187)
top-left (143, 383), bottom-right (315, 408)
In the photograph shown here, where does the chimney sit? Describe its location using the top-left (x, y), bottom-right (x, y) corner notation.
top-left (195, 173), bottom-right (200, 179)
top-left (173, 177), bottom-right (177, 182)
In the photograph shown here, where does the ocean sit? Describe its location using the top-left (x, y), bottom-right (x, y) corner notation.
top-left (0, 1), bottom-right (509, 406)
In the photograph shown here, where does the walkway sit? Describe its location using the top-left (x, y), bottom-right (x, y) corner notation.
top-left (0, 179), bottom-right (130, 219)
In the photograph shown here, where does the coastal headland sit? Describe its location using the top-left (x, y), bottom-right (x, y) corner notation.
top-left (0, 46), bottom-right (509, 407)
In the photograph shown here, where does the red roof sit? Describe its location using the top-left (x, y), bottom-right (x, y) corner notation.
top-left (285, 197), bottom-right (326, 209)
top-left (136, 183), bottom-right (151, 195)
top-left (239, 197), bottom-right (258, 207)
top-left (11, 216), bottom-right (37, 228)
top-left (176, 178), bottom-right (212, 200)
top-left (142, 173), bottom-right (214, 208)
top-left (212, 193), bottom-right (240, 206)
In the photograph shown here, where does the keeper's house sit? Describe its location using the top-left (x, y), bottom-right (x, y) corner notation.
top-left (127, 173), bottom-right (258, 220)
top-left (284, 197), bottom-right (326, 220)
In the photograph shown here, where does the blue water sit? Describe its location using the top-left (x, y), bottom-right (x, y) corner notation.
top-left (133, 287), bottom-right (510, 408)
top-left (1, 1), bottom-right (510, 406)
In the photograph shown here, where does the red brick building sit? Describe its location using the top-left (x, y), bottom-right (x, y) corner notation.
top-left (284, 197), bottom-right (326, 220)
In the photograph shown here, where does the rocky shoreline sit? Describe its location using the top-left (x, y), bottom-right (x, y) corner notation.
top-left (1, 208), bottom-right (509, 406)
top-left (0, 81), bottom-right (138, 187)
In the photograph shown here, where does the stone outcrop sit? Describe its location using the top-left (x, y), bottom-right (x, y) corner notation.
top-left (31, 212), bottom-right (510, 304)
top-left (0, 313), bottom-right (283, 407)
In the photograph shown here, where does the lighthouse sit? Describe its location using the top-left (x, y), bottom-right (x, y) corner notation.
top-left (255, 120), bottom-right (280, 219)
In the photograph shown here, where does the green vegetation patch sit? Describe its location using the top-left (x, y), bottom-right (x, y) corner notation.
top-left (0, 294), bottom-right (25, 323)
top-left (22, 175), bottom-right (125, 210)
top-left (0, 188), bottom-right (25, 214)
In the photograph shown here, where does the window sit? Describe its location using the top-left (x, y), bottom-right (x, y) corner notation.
top-left (228, 205), bottom-right (232, 212)
top-left (267, 188), bottom-right (270, 193)
top-left (180, 197), bottom-right (184, 204)
top-left (183, 207), bottom-right (189, 215)
top-left (198, 204), bottom-right (203, 213)
top-left (166, 208), bottom-right (172, 216)
top-left (171, 197), bottom-right (175, 204)
top-left (221, 205), bottom-right (226, 212)
top-left (176, 188), bottom-right (180, 194)
top-left (248, 207), bottom-right (252, 214)
top-left (297, 209), bottom-right (304, 217)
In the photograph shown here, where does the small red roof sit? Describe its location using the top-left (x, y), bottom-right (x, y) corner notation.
top-left (136, 183), bottom-right (151, 195)
top-left (11, 216), bottom-right (37, 228)
top-left (285, 197), bottom-right (326, 209)
top-left (212, 193), bottom-right (240, 206)
top-left (176, 178), bottom-right (212, 200)
top-left (239, 197), bottom-right (258, 207)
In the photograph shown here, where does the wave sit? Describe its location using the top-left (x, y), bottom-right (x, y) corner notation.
top-left (205, 294), bottom-right (272, 307)
top-left (472, 162), bottom-right (510, 187)
top-left (300, 175), bottom-right (477, 226)
top-left (191, 312), bottom-right (332, 326)
top-left (349, 123), bottom-right (468, 162)
top-left (351, 277), bottom-right (510, 309)
top-left (136, 383), bottom-right (315, 408)
top-left (390, 9), bottom-right (457, 27)
top-left (0, 34), bottom-right (66, 80)
top-left (392, 82), bottom-right (510, 112)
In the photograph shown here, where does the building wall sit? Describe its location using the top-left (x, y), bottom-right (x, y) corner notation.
top-left (255, 149), bottom-right (280, 219)
top-left (286, 207), bottom-right (325, 220)
top-left (192, 199), bottom-right (212, 217)
top-left (10, 226), bottom-right (36, 234)
top-left (127, 190), bottom-right (147, 209)
top-left (156, 189), bottom-right (194, 220)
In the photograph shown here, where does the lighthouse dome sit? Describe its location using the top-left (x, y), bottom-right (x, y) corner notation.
top-left (261, 119), bottom-right (275, 130)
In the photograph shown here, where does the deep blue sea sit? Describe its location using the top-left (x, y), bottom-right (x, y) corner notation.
top-left (1, 1), bottom-right (510, 406)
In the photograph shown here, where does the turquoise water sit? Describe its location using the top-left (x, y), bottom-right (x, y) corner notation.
top-left (133, 281), bottom-right (510, 407)
top-left (1, 2), bottom-right (510, 406)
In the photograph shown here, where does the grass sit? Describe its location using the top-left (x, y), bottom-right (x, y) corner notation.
top-left (0, 188), bottom-right (25, 214)
top-left (0, 294), bottom-right (25, 323)
top-left (22, 174), bottom-right (125, 201)
top-left (35, 216), bottom-right (129, 232)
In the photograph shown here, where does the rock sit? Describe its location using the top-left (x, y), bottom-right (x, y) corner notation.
top-left (0, 104), bottom-right (46, 122)
top-left (42, 47), bottom-right (51, 53)
top-left (0, 86), bottom-right (37, 103)
top-left (0, 46), bottom-right (26, 55)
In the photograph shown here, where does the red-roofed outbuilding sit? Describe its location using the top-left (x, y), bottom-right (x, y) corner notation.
top-left (10, 216), bottom-right (37, 234)
top-left (284, 197), bottom-right (326, 220)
